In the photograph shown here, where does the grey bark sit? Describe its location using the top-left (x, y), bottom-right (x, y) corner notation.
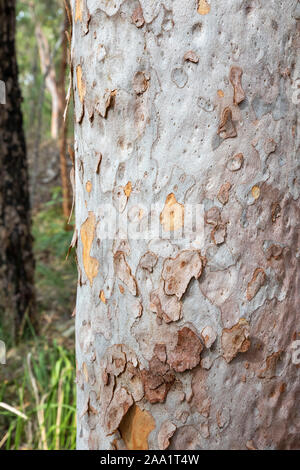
top-left (73, 0), bottom-right (300, 450)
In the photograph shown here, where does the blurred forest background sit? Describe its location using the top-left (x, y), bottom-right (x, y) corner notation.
top-left (0, 0), bottom-right (77, 449)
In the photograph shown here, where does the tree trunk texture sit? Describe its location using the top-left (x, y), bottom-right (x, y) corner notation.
top-left (35, 22), bottom-right (60, 140)
top-left (0, 0), bottom-right (36, 337)
top-left (58, 7), bottom-right (72, 221)
top-left (73, 0), bottom-right (300, 450)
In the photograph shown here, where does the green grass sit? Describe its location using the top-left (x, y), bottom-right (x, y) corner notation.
top-left (0, 188), bottom-right (77, 450)
top-left (0, 340), bottom-right (76, 450)
top-left (33, 187), bottom-right (77, 316)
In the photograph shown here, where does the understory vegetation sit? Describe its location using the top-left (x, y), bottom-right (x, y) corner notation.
top-left (0, 191), bottom-right (77, 450)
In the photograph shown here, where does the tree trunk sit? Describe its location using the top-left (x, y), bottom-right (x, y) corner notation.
top-left (58, 7), bottom-right (72, 221)
top-left (73, 0), bottom-right (300, 450)
top-left (34, 21), bottom-right (60, 140)
top-left (0, 0), bottom-right (36, 338)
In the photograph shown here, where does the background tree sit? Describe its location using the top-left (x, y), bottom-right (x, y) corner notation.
top-left (0, 0), bottom-right (36, 338)
top-left (74, 0), bottom-right (299, 450)
top-left (17, 0), bottom-right (72, 217)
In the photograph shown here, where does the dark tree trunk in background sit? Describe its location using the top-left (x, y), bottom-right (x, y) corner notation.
top-left (0, 0), bottom-right (36, 338)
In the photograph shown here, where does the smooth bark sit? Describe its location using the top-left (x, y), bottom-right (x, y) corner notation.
top-left (73, 0), bottom-right (300, 450)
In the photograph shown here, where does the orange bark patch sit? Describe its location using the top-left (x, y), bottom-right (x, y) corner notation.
top-left (75, 0), bottom-right (83, 22)
top-left (124, 181), bottom-right (132, 198)
top-left (86, 181), bottom-right (92, 193)
top-left (119, 404), bottom-right (155, 450)
top-left (160, 193), bottom-right (184, 232)
top-left (76, 65), bottom-right (86, 103)
top-left (99, 290), bottom-right (106, 303)
top-left (251, 185), bottom-right (260, 200)
top-left (197, 0), bottom-right (211, 15)
top-left (80, 212), bottom-right (99, 286)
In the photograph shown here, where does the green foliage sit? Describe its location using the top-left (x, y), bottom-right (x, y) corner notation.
top-left (0, 340), bottom-right (76, 450)
top-left (0, 189), bottom-right (77, 450)
top-left (16, 0), bottom-right (64, 139)
top-left (33, 187), bottom-right (76, 314)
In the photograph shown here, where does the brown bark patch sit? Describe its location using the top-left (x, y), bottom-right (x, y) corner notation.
top-left (184, 51), bottom-right (199, 63)
top-left (158, 421), bottom-right (177, 450)
top-left (229, 66), bottom-right (245, 105)
top-left (162, 250), bottom-right (204, 299)
top-left (221, 318), bottom-right (250, 363)
top-left (227, 153), bottom-right (244, 171)
top-left (133, 71), bottom-right (149, 95)
top-left (246, 267), bottom-right (266, 301)
top-left (266, 244), bottom-right (283, 261)
top-left (150, 282), bottom-right (182, 323)
top-left (169, 425), bottom-right (200, 449)
top-left (217, 182), bottom-right (232, 205)
top-left (104, 387), bottom-right (133, 435)
top-left (211, 223), bottom-right (227, 245)
top-left (217, 107), bottom-right (237, 139)
top-left (114, 251), bottom-right (137, 296)
top-left (141, 353), bottom-right (175, 404)
top-left (131, 5), bottom-right (145, 28)
top-left (168, 327), bottom-right (203, 372)
top-left (95, 89), bottom-right (116, 118)
top-left (257, 351), bottom-right (282, 379)
top-left (139, 251), bottom-right (158, 273)
top-left (201, 326), bottom-right (217, 348)
top-left (205, 206), bottom-right (221, 226)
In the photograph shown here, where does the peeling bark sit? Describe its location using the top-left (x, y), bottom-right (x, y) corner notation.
top-left (74, 0), bottom-right (300, 450)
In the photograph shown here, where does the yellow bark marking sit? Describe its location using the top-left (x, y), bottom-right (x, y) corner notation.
top-left (86, 181), bottom-right (92, 193)
top-left (75, 0), bottom-right (83, 22)
top-left (217, 89), bottom-right (224, 98)
top-left (82, 362), bottom-right (89, 382)
top-left (99, 290), bottom-right (106, 303)
top-left (124, 181), bottom-right (132, 198)
top-left (80, 212), bottom-right (99, 286)
top-left (119, 404), bottom-right (155, 450)
top-left (198, 0), bottom-right (211, 15)
top-left (251, 185), bottom-right (260, 200)
top-left (76, 65), bottom-right (86, 103)
top-left (160, 193), bottom-right (184, 232)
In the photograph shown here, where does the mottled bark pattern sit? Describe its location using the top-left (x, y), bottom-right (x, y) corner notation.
top-left (74, 0), bottom-right (300, 449)
top-left (0, 0), bottom-right (36, 335)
